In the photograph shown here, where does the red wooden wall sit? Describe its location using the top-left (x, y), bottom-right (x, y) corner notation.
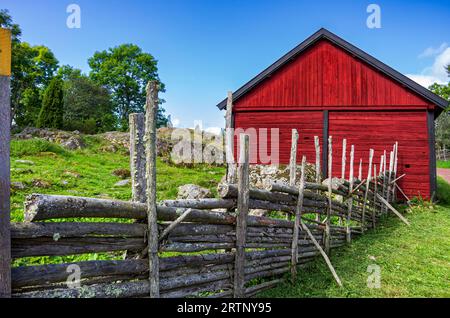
top-left (232, 38), bottom-right (434, 199)
top-left (329, 111), bottom-right (430, 198)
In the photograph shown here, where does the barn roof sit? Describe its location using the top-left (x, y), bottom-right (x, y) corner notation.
top-left (216, 28), bottom-right (448, 111)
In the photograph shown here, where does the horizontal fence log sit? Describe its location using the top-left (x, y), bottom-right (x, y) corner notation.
top-left (11, 222), bottom-right (146, 239)
top-left (11, 237), bottom-right (145, 258)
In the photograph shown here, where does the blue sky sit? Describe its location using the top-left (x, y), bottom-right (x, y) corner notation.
top-left (3, 0), bottom-right (450, 132)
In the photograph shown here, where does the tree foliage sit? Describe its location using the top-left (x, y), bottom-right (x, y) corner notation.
top-left (60, 66), bottom-right (116, 133)
top-left (430, 81), bottom-right (450, 149)
top-left (1, 10), bottom-right (59, 128)
top-left (36, 77), bottom-right (64, 129)
top-left (88, 44), bottom-right (168, 130)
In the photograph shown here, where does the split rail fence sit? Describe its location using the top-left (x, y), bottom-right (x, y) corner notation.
top-left (5, 82), bottom-right (409, 298)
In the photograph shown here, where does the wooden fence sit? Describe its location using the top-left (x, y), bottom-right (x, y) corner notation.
top-left (4, 81), bottom-right (409, 298)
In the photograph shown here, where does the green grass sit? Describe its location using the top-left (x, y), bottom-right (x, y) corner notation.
top-left (258, 178), bottom-right (450, 298)
top-left (437, 160), bottom-right (450, 169)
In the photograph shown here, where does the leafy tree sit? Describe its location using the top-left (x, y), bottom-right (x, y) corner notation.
top-left (1, 10), bottom-right (59, 128)
top-left (36, 77), bottom-right (64, 129)
top-left (430, 81), bottom-right (450, 149)
top-left (88, 44), bottom-right (168, 130)
top-left (60, 65), bottom-right (116, 133)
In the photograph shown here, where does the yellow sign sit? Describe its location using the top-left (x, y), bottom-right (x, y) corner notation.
top-left (0, 28), bottom-right (11, 76)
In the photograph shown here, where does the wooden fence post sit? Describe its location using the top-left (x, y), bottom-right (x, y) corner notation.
top-left (392, 142), bottom-right (398, 200)
top-left (341, 138), bottom-right (347, 179)
top-left (234, 134), bottom-right (250, 298)
top-left (291, 155), bottom-right (306, 283)
top-left (314, 136), bottom-right (321, 222)
top-left (225, 91), bottom-right (237, 184)
top-left (130, 113), bottom-right (146, 203)
top-left (382, 150), bottom-right (387, 214)
top-left (386, 151), bottom-right (394, 204)
top-left (0, 28), bottom-right (11, 298)
top-left (346, 145), bottom-right (354, 243)
top-left (144, 81), bottom-right (160, 298)
top-left (361, 149), bottom-right (374, 232)
top-left (289, 129), bottom-right (299, 186)
top-left (358, 158), bottom-right (363, 181)
top-left (324, 136), bottom-right (332, 255)
top-left (372, 164), bottom-right (377, 228)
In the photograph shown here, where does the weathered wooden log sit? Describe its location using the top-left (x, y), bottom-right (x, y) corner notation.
top-left (129, 113), bottom-right (146, 203)
top-left (161, 279), bottom-right (231, 298)
top-left (10, 222), bottom-right (146, 239)
top-left (11, 237), bottom-right (145, 258)
top-left (159, 208), bottom-right (192, 241)
top-left (161, 198), bottom-right (236, 210)
top-left (25, 194), bottom-right (294, 228)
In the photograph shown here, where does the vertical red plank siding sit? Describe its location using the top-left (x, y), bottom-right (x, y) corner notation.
top-left (328, 111), bottom-right (430, 199)
top-left (234, 40), bottom-right (428, 110)
top-left (234, 111), bottom-right (323, 165)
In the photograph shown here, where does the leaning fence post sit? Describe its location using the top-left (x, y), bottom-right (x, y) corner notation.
top-left (361, 149), bottom-right (374, 232)
top-left (225, 91), bottom-right (237, 184)
top-left (382, 150), bottom-right (387, 214)
top-left (358, 158), bottom-right (363, 181)
top-left (392, 142), bottom-right (399, 200)
top-left (144, 81), bottom-right (160, 298)
top-left (291, 155), bottom-right (306, 283)
top-left (234, 134), bottom-right (250, 298)
top-left (0, 28), bottom-right (11, 298)
top-left (346, 145), bottom-right (355, 243)
top-left (386, 150), bottom-right (394, 205)
top-left (130, 113), bottom-right (146, 203)
top-left (324, 136), bottom-right (332, 255)
top-left (289, 129), bottom-right (299, 186)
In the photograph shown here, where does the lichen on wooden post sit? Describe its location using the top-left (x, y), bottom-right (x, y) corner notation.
top-left (346, 144), bottom-right (355, 243)
top-left (234, 134), bottom-right (250, 298)
top-left (289, 129), bottom-right (299, 187)
top-left (314, 136), bottom-right (321, 222)
top-left (0, 28), bottom-right (11, 298)
top-left (291, 155), bottom-right (306, 283)
top-left (225, 91), bottom-right (237, 184)
top-left (129, 113), bottom-right (146, 203)
top-left (144, 81), bottom-right (160, 298)
top-left (324, 136), bottom-right (332, 255)
top-left (361, 149), bottom-right (374, 232)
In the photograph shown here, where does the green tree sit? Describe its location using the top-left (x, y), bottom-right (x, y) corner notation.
top-left (60, 65), bottom-right (116, 133)
top-left (1, 10), bottom-right (59, 128)
top-left (430, 81), bottom-right (450, 149)
top-left (88, 44), bottom-right (168, 130)
top-left (36, 77), bottom-right (64, 129)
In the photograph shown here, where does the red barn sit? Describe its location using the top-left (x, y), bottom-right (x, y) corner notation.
top-left (217, 28), bottom-right (448, 199)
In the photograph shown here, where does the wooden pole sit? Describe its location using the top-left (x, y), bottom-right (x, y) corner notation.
top-left (346, 145), bottom-right (354, 243)
top-left (129, 113), bottom-right (146, 203)
top-left (144, 81), bottom-right (160, 298)
top-left (300, 222), bottom-right (342, 287)
top-left (0, 28), bottom-right (11, 298)
top-left (386, 151), bottom-right (394, 205)
top-left (372, 165), bottom-right (377, 228)
top-left (358, 158), bottom-right (363, 181)
top-left (289, 129), bottom-right (299, 187)
top-left (382, 150), bottom-right (387, 214)
top-left (225, 91), bottom-right (236, 184)
top-left (314, 136), bottom-right (321, 222)
top-left (341, 138), bottom-right (347, 179)
top-left (361, 149), bottom-right (374, 232)
top-left (392, 142), bottom-right (399, 200)
top-left (291, 156), bottom-right (306, 283)
top-left (324, 136), bottom-right (332, 255)
top-left (234, 134), bottom-right (250, 298)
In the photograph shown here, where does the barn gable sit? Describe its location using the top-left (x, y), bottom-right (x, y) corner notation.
top-left (217, 28), bottom-right (448, 113)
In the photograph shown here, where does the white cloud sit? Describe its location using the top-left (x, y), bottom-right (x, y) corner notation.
top-left (406, 46), bottom-right (450, 88)
top-left (172, 118), bottom-right (180, 127)
top-left (418, 43), bottom-right (448, 59)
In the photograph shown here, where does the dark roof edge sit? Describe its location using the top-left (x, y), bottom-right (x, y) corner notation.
top-left (217, 28), bottom-right (449, 111)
